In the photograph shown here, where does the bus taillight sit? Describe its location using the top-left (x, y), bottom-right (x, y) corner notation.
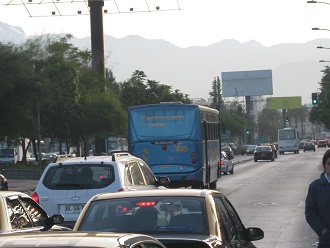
top-left (191, 152), bottom-right (196, 158)
top-left (162, 145), bottom-right (167, 150)
top-left (192, 159), bottom-right (197, 164)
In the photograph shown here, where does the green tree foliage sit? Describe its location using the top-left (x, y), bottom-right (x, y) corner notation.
top-left (220, 108), bottom-right (248, 137)
top-left (257, 108), bottom-right (282, 142)
top-left (309, 66), bottom-right (330, 129)
top-left (209, 76), bottom-right (223, 109)
top-left (0, 42), bottom-right (38, 140)
top-left (120, 70), bottom-right (191, 110)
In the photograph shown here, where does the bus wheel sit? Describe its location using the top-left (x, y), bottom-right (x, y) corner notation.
top-left (210, 181), bottom-right (217, 190)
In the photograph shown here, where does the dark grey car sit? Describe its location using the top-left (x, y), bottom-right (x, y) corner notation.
top-left (303, 142), bottom-right (315, 152)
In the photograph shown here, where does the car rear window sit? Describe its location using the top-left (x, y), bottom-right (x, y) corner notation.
top-left (256, 146), bottom-right (271, 152)
top-left (78, 196), bottom-right (208, 235)
top-left (42, 164), bottom-right (115, 190)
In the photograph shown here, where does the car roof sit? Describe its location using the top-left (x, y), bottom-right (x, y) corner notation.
top-left (91, 188), bottom-right (216, 202)
top-left (0, 231), bottom-right (165, 248)
top-left (47, 153), bottom-right (139, 167)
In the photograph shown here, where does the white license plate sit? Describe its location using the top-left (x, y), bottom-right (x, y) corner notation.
top-left (65, 205), bottom-right (84, 214)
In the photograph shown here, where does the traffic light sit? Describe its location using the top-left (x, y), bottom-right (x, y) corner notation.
top-left (312, 92), bottom-right (318, 105)
top-left (285, 116), bottom-right (289, 123)
top-left (246, 129), bottom-right (250, 134)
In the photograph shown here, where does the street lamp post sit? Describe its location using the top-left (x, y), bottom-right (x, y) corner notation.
top-left (312, 27), bottom-right (330, 31)
top-left (307, 1), bottom-right (330, 5)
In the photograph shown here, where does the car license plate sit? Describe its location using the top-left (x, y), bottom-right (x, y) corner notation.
top-left (261, 153), bottom-right (266, 156)
top-left (65, 205), bottom-right (84, 214)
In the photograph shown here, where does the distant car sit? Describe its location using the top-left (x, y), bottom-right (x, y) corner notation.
top-left (254, 146), bottom-right (275, 162)
top-left (303, 142), bottom-right (315, 152)
top-left (41, 153), bottom-right (57, 162)
top-left (228, 143), bottom-right (238, 155)
top-left (299, 141), bottom-right (305, 149)
top-left (53, 154), bottom-right (76, 163)
top-left (32, 152), bottom-right (170, 228)
top-left (73, 189), bottom-right (264, 248)
top-left (0, 231), bottom-right (166, 248)
top-left (220, 151), bottom-right (234, 175)
top-left (240, 144), bottom-right (250, 155)
top-left (0, 191), bottom-right (68, 234)
top-left (318, 140), bottom-right (327, 148)
top-left (264, 144), bottom-right (277, 159)
top-left (246, 145), bottom-right (257, 155)
top-left (221, 146), bottom-right (234, 159)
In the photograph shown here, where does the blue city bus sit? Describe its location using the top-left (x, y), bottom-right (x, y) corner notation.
top-left (128, 102), bottom-right (221, 189)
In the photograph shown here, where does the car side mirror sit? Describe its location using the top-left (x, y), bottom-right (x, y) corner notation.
top-left (246, 227), bottom-right (264, 241)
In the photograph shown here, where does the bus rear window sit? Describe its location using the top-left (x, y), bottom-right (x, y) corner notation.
top-left (131, 109), bottom-right (196, 138)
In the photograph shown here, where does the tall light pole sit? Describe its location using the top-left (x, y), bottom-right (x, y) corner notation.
top-left (307, 0), bottom-right (330, 4)
top-left (312, 27), bottom-right (330, 31)
top-left (36, 82), bottom-right (42, 175)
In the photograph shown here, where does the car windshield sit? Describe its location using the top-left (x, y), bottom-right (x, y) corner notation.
top-left (221, 146), bottom-right (230, 151)
top-left (42, 164), bottom-right (115, 190)
top-left (256, 146), bottom-right (271, 152)
top-left (78, 196), bottom-right (208, 235)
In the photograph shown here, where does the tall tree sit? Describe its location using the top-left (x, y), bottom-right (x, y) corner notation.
top-left (209, 76), bottom-right (223, 109)
top-left (309, 66), bottom-right (330, 129)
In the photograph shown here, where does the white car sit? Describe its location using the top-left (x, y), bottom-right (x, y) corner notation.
top-left (220, 151), bottom-right (234, 175)
top-left (31, 152), bottom-right (170, 228)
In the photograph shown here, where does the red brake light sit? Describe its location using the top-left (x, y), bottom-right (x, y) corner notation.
top-left (136, 202), bottom-right (156, 207)
top-left (162, 145), bottom-right (167, 150)
top-left (31, 191), bottom-right (39, 203)
top-left (221, 161), bottom-right (224, 165)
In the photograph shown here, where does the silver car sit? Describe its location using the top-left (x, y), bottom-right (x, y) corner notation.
top-left (220, 151), bottom-right (234, 175)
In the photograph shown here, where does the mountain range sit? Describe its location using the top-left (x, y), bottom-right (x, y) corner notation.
top-left (1, 20), bottom-right (328, 105)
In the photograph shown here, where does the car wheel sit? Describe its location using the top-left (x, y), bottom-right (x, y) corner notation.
top-left (209, 181), bottom-right (217, 189)
top-left (304, 150), bottom-right (305, 152)
top-left (229, 166), bottom-right (234, 174)
top-left (271, 158), bottom-right (274, 161)
top-left (314, 149), bottom-right (315, 152)
top-left (224, 167), bottom-right (228, 175)
top-left (254, 158), bottom-right (257, 162)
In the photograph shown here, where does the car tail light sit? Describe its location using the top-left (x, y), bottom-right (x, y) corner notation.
top-left (221, 160), bottom-right (224, 165)
top-left (118, 188), bottom-right (126, 192)
top-left (31, 191), bottom-right (39, 203)
top-left (136, 202), bottom-right (156, 207)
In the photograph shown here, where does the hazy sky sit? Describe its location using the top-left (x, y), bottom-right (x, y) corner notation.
top-left (1, 0), bottom-right (330, 48)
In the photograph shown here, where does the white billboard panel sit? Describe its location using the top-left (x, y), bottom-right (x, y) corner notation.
top-left (221, 70), bottom-right (273, 97)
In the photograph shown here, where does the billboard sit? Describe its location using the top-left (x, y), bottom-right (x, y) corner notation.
top-left (267, 96), bottom-right (302, 109)
top-left (221, 70), bottom-right (273, 97)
